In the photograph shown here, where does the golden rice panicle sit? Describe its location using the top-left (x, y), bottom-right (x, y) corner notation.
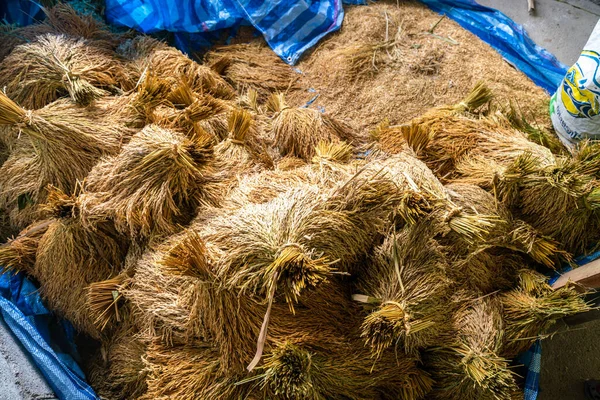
top-left (0, 93), bottom-right (132, 230)
top-left (501, 277), bottom-right (591, 357)
top-left (214, 108), bottom-right (269, 172)
top-left (33, 190), bottom-right (129, 338)
top-left (86, 325), bottom-right (148, 400)
top-left (0, 34), bottom-right (129, 108)
top-left (495, 152), bottom-right (600, 254)
top-left (43, 3), bottom-right (120, 48)
top-left (123, 36), bottom-right (235, 99)
top-left (0, 220), bottom-right (51, 274)
top-left (267, 92), bottom-right (357, 161)
top-left (204, 42), bottom-right (298, 99)
top-left (85, 125), bottom-right (216, 238)
top-left (426, 296), bottom-right (519, 400)
top-left (356, 222), bottom-right (451, 357)
top-left (251, 339), bottom-right (433, 400)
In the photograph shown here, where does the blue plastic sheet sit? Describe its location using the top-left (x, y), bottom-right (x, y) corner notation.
top-left (106, 0), bottom-right (346, 65)
top-left (419, 0), bottom-right (568, 93)
top-left (0, 0), bottom-right (44, 27)
top-left (0, 271), bottom-right (98, 400)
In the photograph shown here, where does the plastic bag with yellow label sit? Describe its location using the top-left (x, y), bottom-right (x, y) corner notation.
top-left (551, 19), bottom-right (600, 148)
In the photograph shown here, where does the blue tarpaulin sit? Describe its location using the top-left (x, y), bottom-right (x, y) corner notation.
top-left (0, 2), bottom-right (588, 400)
top-left (102, 0), bottom-right (569, 93)
top-left (0, 271), bottom-right (98, 400)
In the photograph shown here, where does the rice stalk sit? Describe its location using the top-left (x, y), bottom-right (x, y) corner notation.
top-left (501, 282), bottom-right (591, 357)
top-left (267, 93), bottom-right (357, 161)
top-left (86, 325), bottom-right (148, 400)
top-left (33, 190), bottom-right (129, 338)
top-left (0, 34), bottom-right (129, 108)
top-left (425, 296), bottom-right (519, 400)
top-left (0, 92), bottom-right (132, 229)
top-left (84, 125), bottom-right (217, 238)
top-left (204, 42), bottom-right (298, 99)
top-left (0, 220), bottom-right (51, 274)
top-left (87, 274), bottom-right (129, 332)
top-left (356, 222), bottom-right (451, 357)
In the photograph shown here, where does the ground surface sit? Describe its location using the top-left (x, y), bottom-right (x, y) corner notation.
top-left (478, 2), bottom-right (600, 399)
top-left (0, 317), bottom-right (57, 400)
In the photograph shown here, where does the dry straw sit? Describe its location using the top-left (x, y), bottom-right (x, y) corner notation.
top-left (426, 295), bottom-right (518, 400)
top-left (119, 36), bottom-right (235, 99)
top-left (0, 220), bottom-right (51, 274)
top-left (0, 92), bottom-right (132, 229)
top-left (84, 125), bottom-right (217, 238)
top-left (501, 270), bottom-right (591, 357)
top-left (86, 325), bottom-right (148, 400)
top-left (214, 108), bottom-right (272, 173)
top-left (0, 34), bottom-right (129, 108)
top-left (267, 93), bottom-right (357, 161)
top-left (33, 188), bottom-right (129, 338)
top-left (204, 42), bottom-right (298, 99)
top-left (495, 152), bottom-right (600, 254)
top-left (355, 221), bottom-right (451, 357)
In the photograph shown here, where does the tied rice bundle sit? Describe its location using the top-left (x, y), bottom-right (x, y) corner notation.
top-left (501, 269), bottom-right (591, 357)
top-left (0, 220), bottom-right (51, 274)
top-left (0, 92), bottom-right (132, 229)
top-left (118, 36), bottom-right (235, 99)
top-left (355, 221), bottom-right (451, 356)
top-left (0, 34), bottom-right (130, 108)
top-left (86, 325), bottom-right (148, 400)
top-left (33, 188), bottom-right (129, 338)
top-left (426, 295), bottom-right (519, 400)
top-left (84, 125), bottom-right (217, 238)
top-left (204, 42), bottom-right (298, 99)
top-left (267, 93), bottom-right (357, 161)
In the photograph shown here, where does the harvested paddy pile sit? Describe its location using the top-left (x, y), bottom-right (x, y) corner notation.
top-left (0, 3), bottom-right (592, 400)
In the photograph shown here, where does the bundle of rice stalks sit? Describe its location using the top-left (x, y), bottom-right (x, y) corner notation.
top-left (355, 221), bottom-right (451, 357)
top-left (153, 83), bottom-right (231, 142)
top-left (267, 93), bottom-right (357, 161)
top-left (208, 179), bottom-right (397, 304)
top-left (119, 36), bottom-right (235, 99)
top-left (426, 296), bottom-right (519, 400)
top-left (204, 42), bottom-right (298, 99)
top-left (0, 34), bottom-right (130, 108)
top-left (500, 270), bottom-right (591, 357)
top-left (0, 220), bottom-right (51, 274)
top-left (214, 108), bottom-right (272, 173)
top-left (96, 70), bottom-right (174, 130)
top-left (495, 152), bottom-right (600, 254)
top-left (0, 92), bottom-right (132, 229)
top-left (141, 318), bottom-right (432, 399)
top-left (84, 125), bottom-right (217, 238)
top-left (42, 3), bottom-right (121, 49)
top-left (445, 183), bottom-right (567, 268)
top-left (86, 325), bottom-right (148, 400)
top-left (33, 188), bottom-right (129, 338)
top-left (397, 114), bottom-right (555, 186)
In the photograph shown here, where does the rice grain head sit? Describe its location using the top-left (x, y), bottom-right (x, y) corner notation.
top-left (267, 93), bottom-right (357, 161)
top-left (0, 34), bottom-right (129, 108)
top-left (84, 125), bottom-right (217, 238)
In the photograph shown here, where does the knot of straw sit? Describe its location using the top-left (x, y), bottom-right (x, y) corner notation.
top-left (444, 206), bottom-right (463, 223)
top-left (16, 110), bottom-right (34, 136)
top-left (275, 242), bottom-right (304, 258)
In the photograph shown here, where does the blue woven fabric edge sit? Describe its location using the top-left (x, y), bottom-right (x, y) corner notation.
top-left (0, 271), bottom-right (98, 400)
